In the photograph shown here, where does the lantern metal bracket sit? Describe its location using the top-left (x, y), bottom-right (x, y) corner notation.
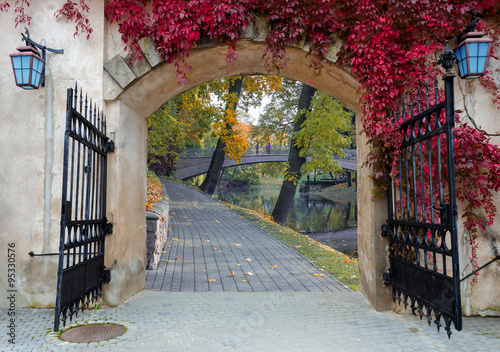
top-left (20, 27), bottom-right (64, 87)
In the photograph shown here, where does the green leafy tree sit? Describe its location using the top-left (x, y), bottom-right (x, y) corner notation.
top-left (295, 91), bottom-right (353, 174)
top-left (147, 105), bottom-right (186, 176)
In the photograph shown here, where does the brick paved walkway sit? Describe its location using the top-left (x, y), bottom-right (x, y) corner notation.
top-left (146, 182), bottom-right (348, 293)
top-left (1, 183), bottom-right (499, 351)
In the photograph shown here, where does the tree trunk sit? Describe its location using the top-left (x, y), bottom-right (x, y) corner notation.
top-left (271, 83), bottom-right (317, 224)
top-left (200, 77), bottom-right (243, 195)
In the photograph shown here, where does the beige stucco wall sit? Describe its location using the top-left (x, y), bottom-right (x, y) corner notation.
top-left (0, 0), bottom-right (107, 307)
top-left (453, 29), bottom-right (500, 316)
top-left (0, 1), bottom-right (497, 318)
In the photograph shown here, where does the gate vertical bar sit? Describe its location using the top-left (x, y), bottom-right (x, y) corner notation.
top-left (54, 87), bottom-right (73, 332)
top-left (444, 71), bottom-right (462, 331)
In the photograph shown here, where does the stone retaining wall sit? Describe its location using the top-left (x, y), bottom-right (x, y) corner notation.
top-left (146, 184), bottom-right (170, 270)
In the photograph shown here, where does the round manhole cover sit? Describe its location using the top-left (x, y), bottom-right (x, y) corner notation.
top-left (59, 324), bottom-right (126, 343)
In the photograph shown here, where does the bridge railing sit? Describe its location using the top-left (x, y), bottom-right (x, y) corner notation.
top-left (179, 146), bottom-right (357, 160)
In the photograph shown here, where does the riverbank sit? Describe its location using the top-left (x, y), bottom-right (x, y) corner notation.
top-left (309, 182), bottom-right (357, 202)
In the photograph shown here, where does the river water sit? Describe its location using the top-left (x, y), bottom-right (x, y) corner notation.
top-left (214, 184), bottom-right (358, 257)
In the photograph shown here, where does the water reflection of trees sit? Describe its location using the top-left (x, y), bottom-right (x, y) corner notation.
top-left (216, 187), bottom-right (357, 234)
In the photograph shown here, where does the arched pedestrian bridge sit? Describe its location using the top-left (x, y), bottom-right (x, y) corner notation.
top-left (176, 147), bottom-right (357, 180)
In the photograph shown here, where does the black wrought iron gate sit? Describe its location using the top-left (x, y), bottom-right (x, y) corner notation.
top-left (54, 84), bottom-right (113, 332)
top-left (383, 69), bottom-right (461, 337)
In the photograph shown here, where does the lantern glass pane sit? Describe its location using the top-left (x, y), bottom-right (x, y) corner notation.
top-left (469, 56), bottom-right (479, 74)
top-left (478, 42), bottom-right (489, 56)
top-left (21, 56), bottom-right (33, 84)
top-left (456, 45), bottom-right (467, 77)
top-left (31, 57), bottom-right (44, 87)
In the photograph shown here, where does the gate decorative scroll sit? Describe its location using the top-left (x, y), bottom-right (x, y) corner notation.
top-left (54, 84), bottom-right (114, 332)
top-left (383, 68), bottom-right (461, 338)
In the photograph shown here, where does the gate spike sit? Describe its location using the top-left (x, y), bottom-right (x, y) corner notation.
top-left (74, 82), bottom-right (78, 108)
top-left (85, 94), bottom-right (89, 119)
top-left (425, 80), bottom-right (430, 110)
top-left (402, 97), bottom-right (406, 121)
top-left (410, 94), bottom-right (414, 119)
top-left (79, 88), bottom-right (83, 115)
top-left (417, 87), bottom-right (421, 114)
top-left (396, 101), bottom-right (400, 122)
top-left (434, 73), bottom-right (439, 104)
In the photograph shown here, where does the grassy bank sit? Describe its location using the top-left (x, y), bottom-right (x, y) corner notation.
top-left (310, 183), bottom-right (357, 202)
top-left (223, 202), bottom-right (360, 291)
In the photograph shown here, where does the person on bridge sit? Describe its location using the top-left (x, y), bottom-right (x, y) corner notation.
top-left (266, 143), bottom-right (271, 154)
top-left (256, 142), bottom-right (259, 155)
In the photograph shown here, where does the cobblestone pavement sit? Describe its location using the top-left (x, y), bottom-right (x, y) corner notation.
top-left (146, 182), bottom-right (348, 292)
top-left (1, 183), bottom-right (499, 351)
top-left (1, 291), bottom-right (499, 351)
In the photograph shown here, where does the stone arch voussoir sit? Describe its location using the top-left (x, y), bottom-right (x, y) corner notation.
top-left (102, 19), bottom-right (356, 118)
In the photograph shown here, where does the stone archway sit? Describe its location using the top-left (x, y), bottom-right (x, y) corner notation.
top-left (102, 35), bottom-right (391, 311)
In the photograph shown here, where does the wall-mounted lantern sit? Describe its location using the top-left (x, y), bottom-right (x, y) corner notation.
top-left (454, 16), bottom-right (493, 79)
top-left (9, 28), bottom-right (63, 90)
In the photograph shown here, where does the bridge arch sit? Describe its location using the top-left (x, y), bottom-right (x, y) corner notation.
top-left (103, 35), bottom-right (389, 312)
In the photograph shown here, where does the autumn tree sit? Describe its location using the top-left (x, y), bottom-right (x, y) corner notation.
top-left (200, 76), bottom-right (244, 194)
top-left (199, 75), bottom-right (283, 194)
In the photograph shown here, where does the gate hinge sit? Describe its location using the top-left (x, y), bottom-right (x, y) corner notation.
top-left (381, 222), bottom-right (389, 237)
top-left (103, 268), bottom-right (111, 283)
top-left (106, 140), bottom-right (115, 153)
top-left (383, 269), bottom-right (393, 286)
top-left (106, 222), bottom-right (113, 235)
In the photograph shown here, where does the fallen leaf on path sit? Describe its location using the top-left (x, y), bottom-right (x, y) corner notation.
top-left (269, 265), bottom-right (277, 269)
top-left (168, 245), bottom-right (172, 248)
top-left (172, 238), bottom-right (180, 241)
top-left (215, 220), bottom-right (220, 223)
top-left (245, 272), bottom-right (253, 276)
top-left (162, 251), bottom-right (166, 253)
top-left (192, 245), bottom-right (199, 248)
top-left (208, 279), bottom-right (216, 282)
top-left (230, 271), bottom-right (235, 277)
top-left (185, 224), bottom-right (189, 226)
top-left (212, 248), bottom-right (217, 250)
top-left (166, 260), bottom-right (172, 263)
top-left (244, 258), bottom-right (251, 262)
top-left (232, 243), bottom-right (242, 246)
top-left (241, 280), bottom-right (247, 283)
top-left (176, 257), bottom-right (183, 260)
top-left (185, 242), bottom-right (190, 244)
top-left (314, 273), bottom-right (325, 277)
top-left (236, 264), bottom-right (241, 267)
